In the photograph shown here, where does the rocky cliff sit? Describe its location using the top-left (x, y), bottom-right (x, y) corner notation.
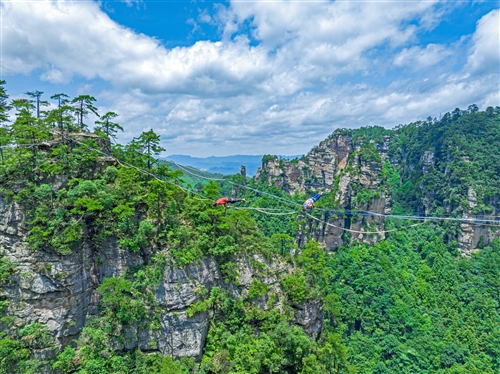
top-left (0, 130), bottom-right (327, 372)
top-left (256, 117), bottom-right (500, 255)
top-left (256, 132), bottom-right (394, 249)
top-left (0, 193), bottom-right (322, 366)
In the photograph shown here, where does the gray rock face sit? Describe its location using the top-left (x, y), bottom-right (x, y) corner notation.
top-left (292, 299), bottom-right (323, 337)
top-left (256, 134), bottom-right (391, 250)
top-left (156, 310), bottom-right (209, 358)
top-left (457, 189), bottom-right (500, 257)
top-left (0, 198), bottom-right (25, 238)
top-left (421, 151), bottom-right (435, 174)
top-left (0, 195), bottom-right (321, 364)
top-left (255, 134), bottom-right (354, 194)
top-left (143, 254), bottom-right (316, 360)
top-left (0, 195), bottom-right (148, 349)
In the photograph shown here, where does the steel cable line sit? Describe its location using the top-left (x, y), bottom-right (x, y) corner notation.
top-left (167, 159), bottom-right (303, 208)
top-left (365, 210), bottom-right (500, 224)
top-left (243, 207), bottom-right (293, 211)
top-left (21, 134), bottom-right (499, 227)
top-left (167, 161), bottom-right (226, 181)
top-left (318, 206), bottom-right (500, 219)
top-left (305, 213), bottom-right (426, 234)
top-left (317, 208), bottom-right (500, 225)
top-left (171, 161), bottom-right (500, 225)
top-left (233, 207), bottom-right (298, 216)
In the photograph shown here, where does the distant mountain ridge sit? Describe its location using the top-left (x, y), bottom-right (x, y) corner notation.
top-left (164, 154), bottom-right (302, 176)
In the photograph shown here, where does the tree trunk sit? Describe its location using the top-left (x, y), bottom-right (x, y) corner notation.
top-left (80, 101), bottom-right (83, 130)
top-left (147, 142), bottom-right (151, 171)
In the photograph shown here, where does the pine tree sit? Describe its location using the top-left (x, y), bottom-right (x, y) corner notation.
top-left (49, 93), bottom-right (75, 141)
top-left (11, 99), bottom-right (50, 145)
top-left (11, 99), bottom-right (50, 177)
top-left (71, 95), bottom-right (98, 131)
top-left (130, 130), bottom-right (165, 171)
top-left (25, 91), bottom-right (49, 119)
top-left (94, 111), bottom-right (123, 152)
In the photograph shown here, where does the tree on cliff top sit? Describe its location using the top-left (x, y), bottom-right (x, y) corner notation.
top-left (130, 129), bottom-right (166, 171)
top-left (71, 95), bottom-right (98, 131)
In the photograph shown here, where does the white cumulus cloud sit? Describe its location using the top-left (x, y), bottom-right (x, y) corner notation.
top-left (394, 44), bottom-right (454, 69)
top-left (466, 9), bottom-right (500, 76)
top-left (1, 0), bottom-right (498, 156)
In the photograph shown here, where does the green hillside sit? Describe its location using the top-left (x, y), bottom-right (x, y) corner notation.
top-left (0, 79), bottom-right (499, 374)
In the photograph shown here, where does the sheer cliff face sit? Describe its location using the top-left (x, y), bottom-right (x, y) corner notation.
top-left (256, 132), bottom-right (500, 255)
top-left (255, 135), bottom-right (355, 193)
top-left (256, 134), bottom-right (392, 249)
top-left (256, 134), bottom-right (390, 194)
top-left (0, 194), bottom-right (322, 363)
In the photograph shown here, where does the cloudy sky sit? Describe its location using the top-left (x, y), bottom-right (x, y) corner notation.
top-left (2, 0), bottom-right (499, 157)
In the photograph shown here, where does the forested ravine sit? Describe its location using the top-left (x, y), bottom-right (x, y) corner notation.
top-left (0, 81), bottom-right (499, 373)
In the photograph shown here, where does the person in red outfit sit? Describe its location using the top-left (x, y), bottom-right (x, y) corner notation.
top-left (212, 197), bottom-right (246, 208)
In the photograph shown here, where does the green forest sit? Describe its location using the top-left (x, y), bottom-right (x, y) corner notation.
top-left (0, 80), bottom-right (499, 374)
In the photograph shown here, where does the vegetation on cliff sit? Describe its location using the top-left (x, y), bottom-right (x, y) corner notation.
top-left (0, 79), bottom-right (499, 374)
top-left (0, 81), bottom-right (346, 373)
top-left (235, 105), bottom-right (500, 373)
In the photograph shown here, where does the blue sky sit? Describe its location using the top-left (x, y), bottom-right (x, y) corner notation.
top-left (1, 0), bottom-right (499, 157)
top-left (103, 1), bottom-right (225, 47)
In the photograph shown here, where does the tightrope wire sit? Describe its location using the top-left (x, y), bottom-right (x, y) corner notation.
top-left (305, 213), bottom-right (426, 235)
top-left (11, 135), bottom-right (499, 230)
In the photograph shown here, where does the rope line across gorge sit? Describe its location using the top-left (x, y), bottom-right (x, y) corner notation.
top-left (169, 159), bottom-right (500, 226)
top-left (305, 213), bottom-right (426, 235)
top-left (233, 207), bottom-right (298, 216)
top-left (170, 163), bottom-right (496, 221)
top-left (169, 160), bottom-right (303, 208)
top-left (18, 134), bottom-right (500, 231)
